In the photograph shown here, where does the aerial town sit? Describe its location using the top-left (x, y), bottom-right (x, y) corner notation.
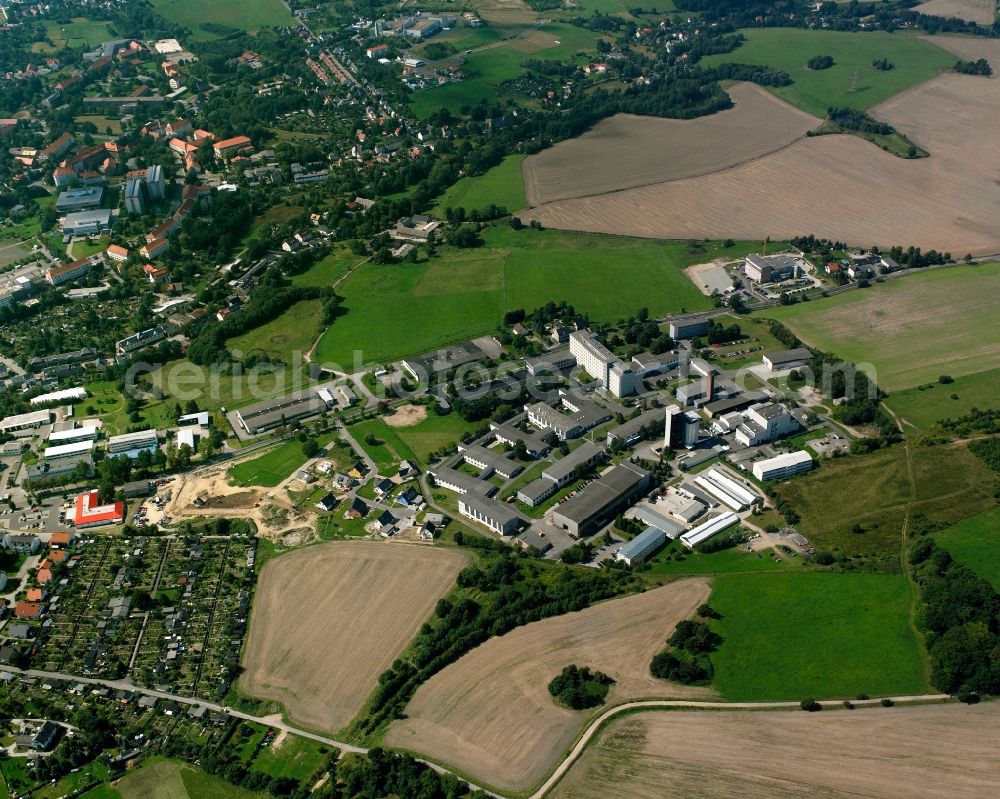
top-left (0, 0), bottom-right (999, 795)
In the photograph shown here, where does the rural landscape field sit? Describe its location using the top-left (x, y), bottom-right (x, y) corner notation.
top-left (386, 579), bottom-right (711, 792)
top-left (553, 704), bottom-right (1000, 799)
top-left (241, 542), bottom-right (466, 734)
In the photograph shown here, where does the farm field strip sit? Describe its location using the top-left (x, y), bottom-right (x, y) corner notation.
top-left (241, 541), bottom-right (467, 735)
top-left (522, 83), bottom-right (819, 205)
top-left (914, 0), bottom-right (997, 25)
top-left (552, 703), bottom-right (1000, 799)
top-left (523, 51), bottom-right (1000, 255)
top-left (385, 578), bottom-right (712, 792)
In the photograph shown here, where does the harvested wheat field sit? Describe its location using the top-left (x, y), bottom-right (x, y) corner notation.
top-left (914, 0), bottom-right (996, 25)
top-left (524, 68), bottom-right (1000, 255)
top-left (522, 83), bottom-right (818, 205)
top-left (241, 541), bottom-right (466, 734)
top-left (553, 703), bottom-right (1000, 799)
top-left (385, 578), bottom-right (711, 792)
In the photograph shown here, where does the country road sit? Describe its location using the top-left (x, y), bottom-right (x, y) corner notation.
top-left (1, 663), bottom-right (953, 798)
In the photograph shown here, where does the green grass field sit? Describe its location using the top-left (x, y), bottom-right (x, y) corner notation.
top-left (229, 431), bottom-right (343, 486)
top-left (228, 298), bottom-right (323, 363)
top-left (645, 539), bottom-right (802, 577)
top-left (410, 22), bottom-right (602, 117)
top-left (83, 757), bottom-right (266, 799)
top-left (146, 361), bottom-right (313, 416)
top-left (772, 443), bottom-right (997, 569)
top-left (935, 506), bottom-right (1000, 591)
top-left (708, 572), bottom-right (929, 700)
top-left (34, 17), bottom-right (114, 51)
top-left (313, 227), bottom-right (756, 366)
top-left (433, 155), bottom-right (527, 215)
top-left (149, 0), bottom-right (295, 39)
top-left (348, 419), bottom-right (412, 472)
top-left (83, 379), bottom-right (176, 436)
top-left (886, 368), bottom-right (1000, 434)
top-left (251, 735), bottom-right (330, 781)
top-left (356, 411), bottom-right (478, 466)
top-left (290, 246), bottom-right (359, 289)
top-left (701, 28), bottom-right (954, 117)
top-left (762, 263), bottom-right (1000, 391)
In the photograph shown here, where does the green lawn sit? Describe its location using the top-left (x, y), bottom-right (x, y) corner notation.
top-left (83, 379), bottom-right (176, 436)
top-left (708, 572), bottom-right (929, 700)
top-left (290, 246), bottom-right (359, 289)
top-left (316, 226), bottom-right (755, 366)
top-left (365, 410), bottom-right (478, 466)
top-left (149, 0), bottom-right (295, 39)
top-left (410, 22), bottom-right (602, 117)
top-left (348, 419), bottom-right (411, 472)
top-left (761, 262), bottom-right (1000, 391)
top-left (83, 757), bottom-right (266, 799)
top-left (886, 368), bottom-right (1000, 434)
top-left (145, 361), bottom-right (313, 415)
top-left (645, 539), bottom-right (802, 577)
top-left (573, 0), bottom-right (674, 14)
top-left (771, 443), bottom-right (997, 570)
top-left (35, 17), bottom-right (114, 51)
top-left (433, 155), bottom-right (527, 215)
top-left (935, 506), bottom-right (1000, 591)
top-left (228, 298), bottom-right (323, 362)
top-left (701, 28), bottom-right (954, 117)
top-left (230, 437), bottom-right (324, 487)
top-left (251, 734), bottom-right (330, 781)
top-left (702, 313), bottom-right (791, 369)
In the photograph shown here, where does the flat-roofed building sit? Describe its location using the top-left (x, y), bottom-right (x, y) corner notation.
top-left (43, 440), bottom-right (94, 461)
top-left (490, 422), bottom-right (551, 459)
top-left (56, 186), bottom-right (103, 212)
top-left (752, 450), bottom-right (813, 481)
top-left (31, 387), bottom-right (87, 406)
top-left (234, 387), bottom-right (333, 435)
top-left (694, 468), bottom-right (760, 512)
top-left (681, 511), bottom-right (739, 549)
top-left (47, 425), bottom-right (98, 445)
top-left (0, 409), bottom-right (53, 433)
top-left (107, 429), bottom-right (158, 460)
top-left (616, 525), bottom-right (666, 566)
top-left (762, 348), bottom-right (813, 371)
top-left (542, 441), bottom-right (604, 488)
top-left (550, 461), bottom-right (650, 538)
top-left (458, 493), bottom-right (523, 536)
top-left (123, 177), bottom-right (145, 214)
top-left (62, 209), bottom-right (112, 237)
top-left (457, 443), bottom-right (523, 480)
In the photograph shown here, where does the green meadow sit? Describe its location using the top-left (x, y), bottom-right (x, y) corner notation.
top-left (709, 572), bottom-right (929, 701)
top-left (935, 507), bottom-right (1000, 591)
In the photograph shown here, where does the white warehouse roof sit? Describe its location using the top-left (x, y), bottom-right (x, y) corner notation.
top-left (44, 440), bottom-right (94, 460)
top-left (681, 511), bottom-right (739, 549)
top-left (30, 387), bottom-right (87, 406)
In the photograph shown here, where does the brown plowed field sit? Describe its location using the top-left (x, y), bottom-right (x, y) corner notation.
top-left (914, 0), bottom-right (996, 25)
top-left (524, 67), bottom-right (1000, 255)
top-left (553, 703), bottom-right (1000, 799)
top-left (522, 83), bottom-right (819, 206)
top-left (384, 578), bottom-right (712, 792)
top-left (241, 541), bottom-right (466, 734)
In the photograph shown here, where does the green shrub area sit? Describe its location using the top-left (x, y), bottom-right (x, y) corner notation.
top-left (548, 665), bottom-right (615, 709)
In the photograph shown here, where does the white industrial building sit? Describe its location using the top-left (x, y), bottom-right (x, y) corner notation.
top-left (681, 511), bottom-right (739, 549)
top-left (752, 451), bottom-right (814, 481)
top-left (734, 403), bottom-right (798, 447)
top-left (568, 330), bottom-right (675, 398)
top-left (694, 468), bottom-right (760, 512)
top-left (30, 387), bottom-right (87, 406)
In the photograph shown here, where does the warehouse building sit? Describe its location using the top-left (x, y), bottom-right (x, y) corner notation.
top-left (616, 525), bottom-right (666, 566)
top-left (680, 511), bottom-right (739, 549)
top-left (762, 348), bottom-right (813, 371)
top-left (668, 318), bottom-right (710, 339)
top-left (694, 468), bottom-right (760, 512)
top-left (550, 461), bottom-right (650, 538)
top-left (458, 493), bottom-right (523, 536)
top-left (47, 425), bottom-right (98, 445)
top-left (43, 440), bottom-right (94, 462)
top-left (744, 253), bottom-right (799, 284)
top-left (234, 387), bottom-right (334, 434)
top-left (752, 450), bottom-right (813, 481)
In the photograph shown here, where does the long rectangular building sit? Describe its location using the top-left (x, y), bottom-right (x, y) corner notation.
top-left (234, 387), bottom-right (334, 435)
top-left (48, 425), bottom-right (98, 445)
top-left (752, 450), bottom-right (813, 481)
top-left (44, 440), bottom-right (94, 461)
top-left (550, 461), bottom-right (650, 538)
top-left (0, 409), bottom-right (53, 433)
top-left (458, 443), bottom-right (523, 480)
top-left (694, 468), bottom-right (759, 512)
top-left (616, 525), bottom-right (666, 566)
top-left (458, 493), bottom-right (522, 536)
top-left (680, 511), bottom-right (739, 549)
top-left (107, 429), bottom-right (158, 460)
